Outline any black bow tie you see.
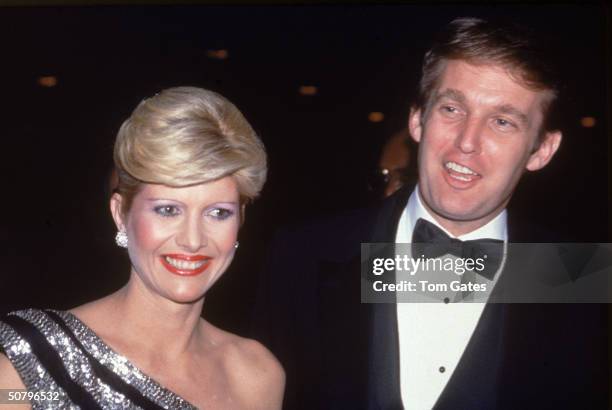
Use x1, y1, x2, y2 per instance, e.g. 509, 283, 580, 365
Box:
411, 218, 504, 280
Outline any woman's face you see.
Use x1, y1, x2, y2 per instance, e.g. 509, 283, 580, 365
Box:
111, 176, 241, 304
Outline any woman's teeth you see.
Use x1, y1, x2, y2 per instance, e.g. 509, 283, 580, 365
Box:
164, 257, 206, 270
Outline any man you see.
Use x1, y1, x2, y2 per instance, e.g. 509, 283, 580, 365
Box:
253, 17, 608, 409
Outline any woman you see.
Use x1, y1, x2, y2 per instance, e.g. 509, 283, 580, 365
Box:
0, 87, 285, 409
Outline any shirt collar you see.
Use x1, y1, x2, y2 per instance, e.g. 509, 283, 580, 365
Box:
405, 185, 508, 242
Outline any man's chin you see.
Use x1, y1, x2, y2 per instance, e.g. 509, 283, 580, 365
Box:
429, 202, 492, 225
421, 189, 498, 224
429, 199, 481, 220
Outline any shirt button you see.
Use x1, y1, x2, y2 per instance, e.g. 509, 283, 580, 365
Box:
439, 366, 446, 373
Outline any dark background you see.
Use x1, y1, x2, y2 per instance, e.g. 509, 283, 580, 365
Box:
0, 3, 609, 334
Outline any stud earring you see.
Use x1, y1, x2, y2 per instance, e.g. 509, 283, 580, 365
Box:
234, 241, 240, 249
115, 231, 128, 248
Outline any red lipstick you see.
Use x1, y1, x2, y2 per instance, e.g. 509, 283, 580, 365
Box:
160, 254, 211, 276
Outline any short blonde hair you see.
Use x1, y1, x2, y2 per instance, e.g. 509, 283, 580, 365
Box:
113, 86, 267, 214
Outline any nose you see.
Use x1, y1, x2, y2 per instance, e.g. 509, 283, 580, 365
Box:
175, 215, 207, 252
455, 116, 484, 154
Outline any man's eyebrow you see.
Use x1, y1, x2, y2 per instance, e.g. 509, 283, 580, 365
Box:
434, 88, 466, 104
496, 104, 529, 126
435, 90, 530, 127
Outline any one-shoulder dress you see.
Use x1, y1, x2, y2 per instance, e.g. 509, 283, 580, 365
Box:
0, 309, 198, 409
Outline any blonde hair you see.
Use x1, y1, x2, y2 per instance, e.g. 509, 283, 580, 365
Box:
113, 86, 267, 214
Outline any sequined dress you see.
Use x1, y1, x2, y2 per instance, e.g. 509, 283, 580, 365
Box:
0, 309, 198, 409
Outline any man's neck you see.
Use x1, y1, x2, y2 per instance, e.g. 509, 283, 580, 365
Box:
412, 187, 507, 240
429, 212, 496, 237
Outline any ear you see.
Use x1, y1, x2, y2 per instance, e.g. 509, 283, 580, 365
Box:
526, 130, 562, 171
110, 193, 127, 231
408, 107, 423, 143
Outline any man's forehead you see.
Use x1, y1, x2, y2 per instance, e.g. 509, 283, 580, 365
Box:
437, 59, 520, 88
436, 59, 552, 97
433, 60, 548, 115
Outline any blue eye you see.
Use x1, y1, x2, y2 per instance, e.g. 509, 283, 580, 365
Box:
154, 205, 180, 217
439, 105, 462, 118
208, 208, 234, 220
494, 118, 517, 131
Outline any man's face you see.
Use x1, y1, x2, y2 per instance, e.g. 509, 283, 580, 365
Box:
409, 60, 561, 236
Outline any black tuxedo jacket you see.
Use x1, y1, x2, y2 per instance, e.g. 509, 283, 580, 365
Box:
252, 186, 609, 409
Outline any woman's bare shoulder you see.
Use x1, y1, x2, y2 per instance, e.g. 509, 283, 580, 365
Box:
68, 296, 120, 337
0, 353, 25, 389
202, 322, 285, 409
68, 295, 112, 319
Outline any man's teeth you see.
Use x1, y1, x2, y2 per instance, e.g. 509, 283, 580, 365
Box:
165, 257, 206, 270
445, 162, 478, 176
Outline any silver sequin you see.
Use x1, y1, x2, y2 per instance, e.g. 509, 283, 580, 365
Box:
1, 309, 198, 410
0, 319, 74, 410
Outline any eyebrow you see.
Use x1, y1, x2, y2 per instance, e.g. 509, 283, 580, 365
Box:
434, 88, 466, 104
145, 198, 185, 204
145, 198, 239, 206
435, 88, 530, 127
496, 104, 530, 127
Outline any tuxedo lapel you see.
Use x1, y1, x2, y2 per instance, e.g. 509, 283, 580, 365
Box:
366, 187, 412, 410
434, 303, 507, 409
428, 211, 545, 408
433, 212, 534, 408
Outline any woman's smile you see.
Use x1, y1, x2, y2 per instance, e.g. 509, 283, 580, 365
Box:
160, 254, 212, 276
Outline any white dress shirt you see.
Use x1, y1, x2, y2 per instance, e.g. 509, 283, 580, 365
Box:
396, 186, 507, 410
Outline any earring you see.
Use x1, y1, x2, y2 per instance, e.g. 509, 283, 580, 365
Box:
234, 241, 239, 249
115, 231, 128, 248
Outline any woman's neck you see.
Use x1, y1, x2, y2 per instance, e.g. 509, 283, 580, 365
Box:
76, 273, 208, 364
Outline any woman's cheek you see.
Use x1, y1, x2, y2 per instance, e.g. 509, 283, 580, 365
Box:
216, 221, 240, 252
130, 213, 171, 251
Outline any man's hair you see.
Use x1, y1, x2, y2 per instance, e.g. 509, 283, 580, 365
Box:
417, 17, 562, 134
